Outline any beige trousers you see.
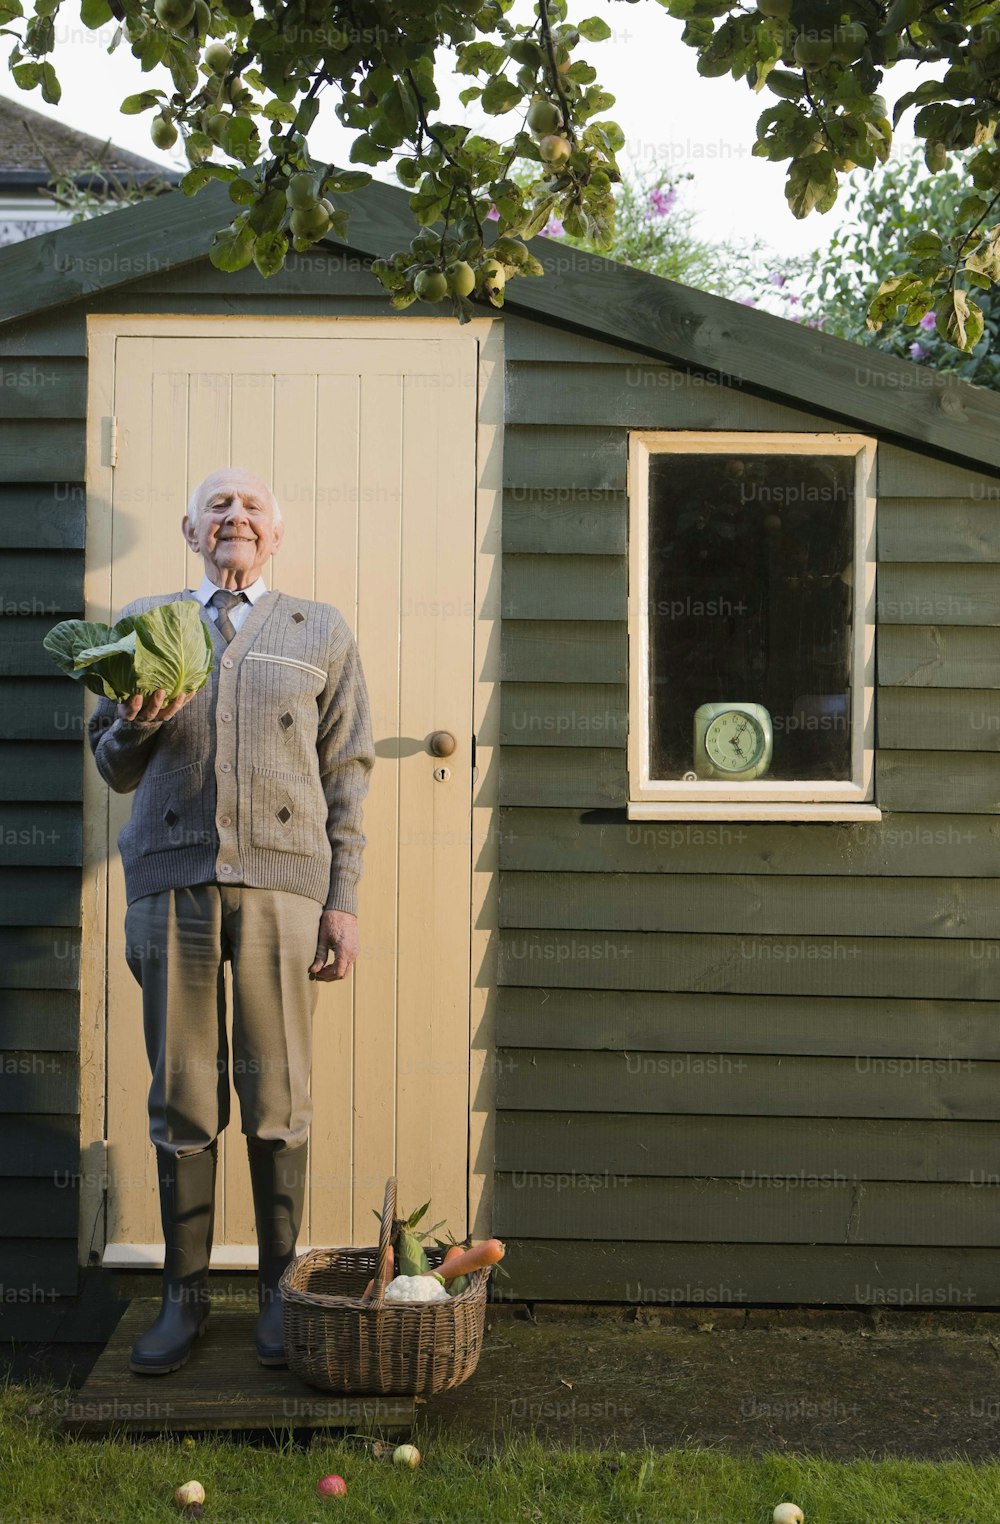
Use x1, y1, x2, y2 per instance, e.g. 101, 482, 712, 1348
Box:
124, 885, 320, 1156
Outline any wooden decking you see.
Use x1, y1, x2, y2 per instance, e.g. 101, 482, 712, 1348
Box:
61, 1300, 417, 1435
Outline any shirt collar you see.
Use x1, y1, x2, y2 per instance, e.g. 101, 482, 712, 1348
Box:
194, 574, 269, 607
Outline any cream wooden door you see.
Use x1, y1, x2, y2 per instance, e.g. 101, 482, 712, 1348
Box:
94, 325, 479, 1264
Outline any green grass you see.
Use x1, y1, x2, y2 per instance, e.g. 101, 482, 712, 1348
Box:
3, 1375, 1000, 1524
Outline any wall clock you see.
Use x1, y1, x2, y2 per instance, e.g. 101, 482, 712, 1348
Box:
693, 702, 773, 780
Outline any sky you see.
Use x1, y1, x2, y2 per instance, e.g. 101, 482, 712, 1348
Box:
0, 0, 923, 264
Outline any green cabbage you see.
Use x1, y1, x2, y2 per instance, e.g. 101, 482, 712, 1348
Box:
44, 600, 214, 702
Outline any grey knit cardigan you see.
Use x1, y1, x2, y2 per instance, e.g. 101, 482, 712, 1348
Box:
87, 590, 375, 914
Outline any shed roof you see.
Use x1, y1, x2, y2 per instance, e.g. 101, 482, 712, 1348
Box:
0, 170, 997, 476
0, 92, 176, 189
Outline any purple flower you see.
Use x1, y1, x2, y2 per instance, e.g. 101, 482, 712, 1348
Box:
919, 310, 936, 331
739, 296, 757, 306
539, 217, 564, 238
486, 205, 500, 221
648, 186, 678, 217
910, 341, 928, 360
770, 272, 787, 288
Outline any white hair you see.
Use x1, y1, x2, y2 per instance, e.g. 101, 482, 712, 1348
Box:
187, 470, 283, 528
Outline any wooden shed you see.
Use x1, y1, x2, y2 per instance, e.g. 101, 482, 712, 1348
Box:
3, 174, 1000, 1352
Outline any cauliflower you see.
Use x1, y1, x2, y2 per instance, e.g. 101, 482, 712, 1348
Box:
383, 1273, 450, 1303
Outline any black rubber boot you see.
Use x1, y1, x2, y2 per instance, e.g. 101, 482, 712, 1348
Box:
129, 1141, 216, 1375
247, 1137, 307, 1367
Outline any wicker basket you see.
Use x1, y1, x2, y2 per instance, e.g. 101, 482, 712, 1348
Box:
280, 1176, 492, 1395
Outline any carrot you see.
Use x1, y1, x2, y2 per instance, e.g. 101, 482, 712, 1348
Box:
434, 1239, 505, 1282
439, 1243, 468, 1294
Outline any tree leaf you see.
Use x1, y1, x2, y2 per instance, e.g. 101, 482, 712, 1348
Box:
323, 168, 372, 193
208, 221, 258, 273
133, 28, 168, 71
222, 114, 259, 165
179, 163, 238, 194
80, 0, 112, 27
262, 98, 297, 122
293, 95, 320, 134
786, 151, 838, 218
253, 229, 288, 277
934, 289, 984, 352
481, 74, 522, 114
247, 187, 287, 234
39, 60, 60, 104
11, 61, 40, 88
577, 15, 612, 40
349, 133, 393, 165
228, 176, 257, 204
120, 89, 165, 114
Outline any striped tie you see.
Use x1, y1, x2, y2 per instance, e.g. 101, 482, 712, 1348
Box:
209, 589, 246, 644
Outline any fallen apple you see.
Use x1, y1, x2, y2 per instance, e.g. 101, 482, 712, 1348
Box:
174, 1480, 205, 1510
392, 1443, 421, 1467
773, 1506, 804, 1524
316, 1474, 347, 1498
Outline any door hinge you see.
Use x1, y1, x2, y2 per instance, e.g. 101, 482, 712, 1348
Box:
103, 415, 118, 468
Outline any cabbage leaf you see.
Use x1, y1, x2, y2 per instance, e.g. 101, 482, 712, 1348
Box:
43, 600, 214, 701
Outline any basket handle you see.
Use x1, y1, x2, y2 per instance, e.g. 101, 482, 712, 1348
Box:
365, 1175, 397, 1310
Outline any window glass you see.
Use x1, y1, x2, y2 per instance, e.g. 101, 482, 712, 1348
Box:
647, 452, 855, 783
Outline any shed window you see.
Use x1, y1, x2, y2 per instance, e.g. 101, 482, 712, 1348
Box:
627, 432, 877, 821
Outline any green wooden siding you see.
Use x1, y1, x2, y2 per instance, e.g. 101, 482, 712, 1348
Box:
3, 242, 1000, 1332
0, 303, 96, 1337
494, 340, 1000, 1307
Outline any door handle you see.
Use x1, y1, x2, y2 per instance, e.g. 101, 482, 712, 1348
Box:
428, 730, 456, 757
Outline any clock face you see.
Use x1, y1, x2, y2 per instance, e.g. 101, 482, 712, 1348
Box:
704, 711, 766, 773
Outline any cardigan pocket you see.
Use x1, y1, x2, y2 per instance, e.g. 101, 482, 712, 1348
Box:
249, 766, 315, 855
144, 761, 212, 853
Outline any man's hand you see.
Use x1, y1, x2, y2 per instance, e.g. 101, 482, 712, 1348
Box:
117, 690, 196, 723
309, 910, 359, 982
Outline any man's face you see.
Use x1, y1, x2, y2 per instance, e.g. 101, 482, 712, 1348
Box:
182, 471, 283, 586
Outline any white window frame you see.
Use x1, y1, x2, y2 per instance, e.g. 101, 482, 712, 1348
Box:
627, 430, 879, 822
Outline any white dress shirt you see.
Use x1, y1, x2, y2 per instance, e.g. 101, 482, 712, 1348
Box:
194, 574, 270, 635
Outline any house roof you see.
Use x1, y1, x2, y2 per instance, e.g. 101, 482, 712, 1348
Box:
0, 169, 998, 475
0, 91, 178, 190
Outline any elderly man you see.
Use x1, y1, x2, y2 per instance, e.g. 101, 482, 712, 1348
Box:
87, 466, 375, 1375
